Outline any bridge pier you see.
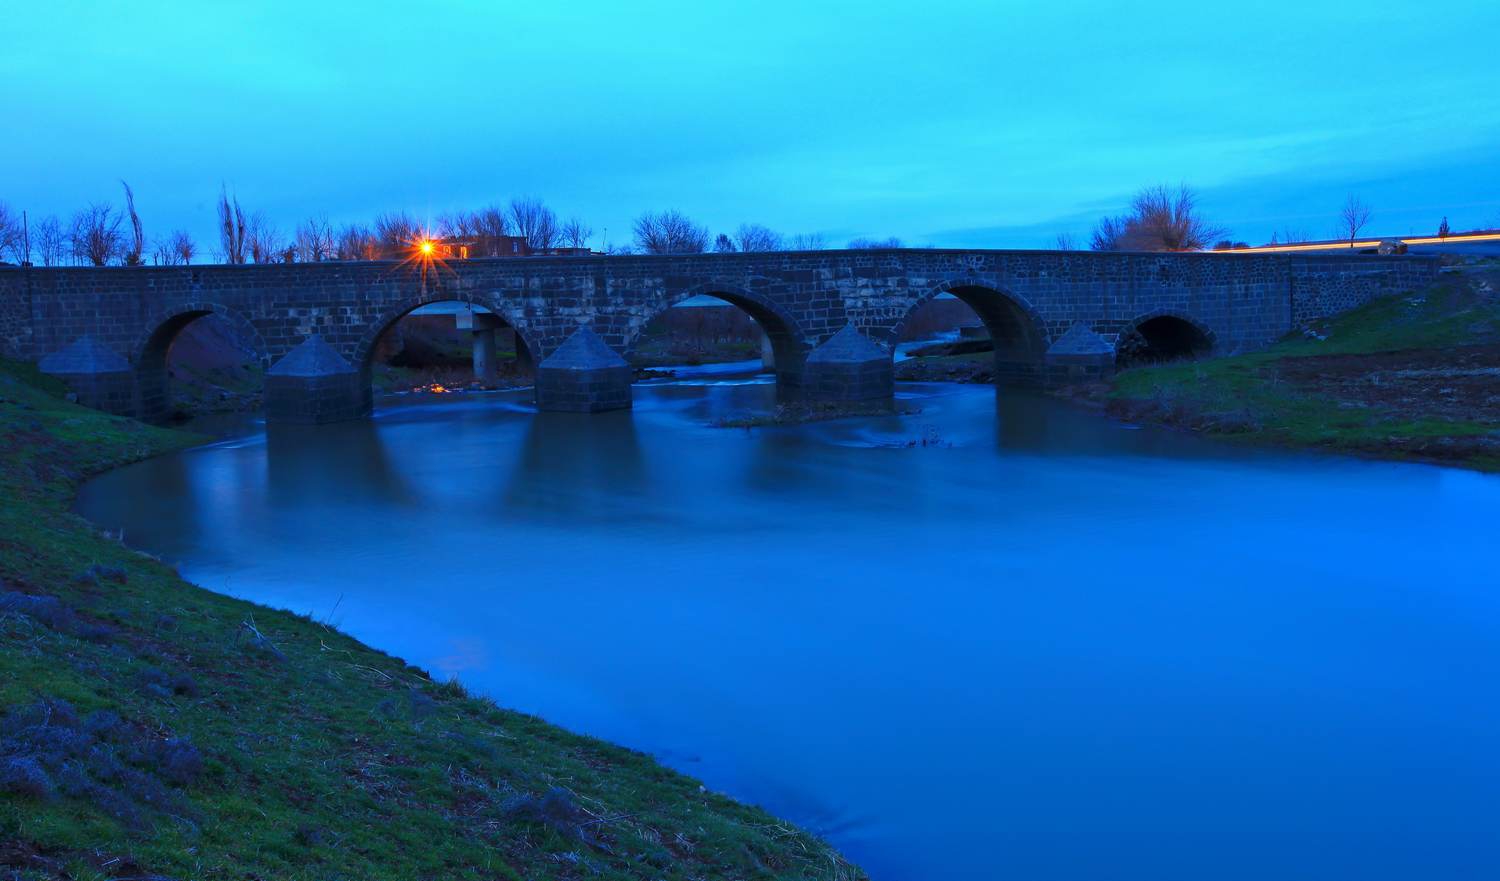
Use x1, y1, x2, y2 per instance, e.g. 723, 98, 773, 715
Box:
1042, 323, 1116, 385
534, 326, 633, 413
802, 325, 894, 402
38, 336, 136, 417
265, 335, 368, 424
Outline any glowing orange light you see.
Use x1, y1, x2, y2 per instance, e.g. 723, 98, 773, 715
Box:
419, 239, 435, 256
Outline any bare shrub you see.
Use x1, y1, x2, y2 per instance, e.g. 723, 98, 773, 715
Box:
848, 236, 903, 249
70, 204, 123, 266
295, 215, 335, 262
1091, 184, 1226, 251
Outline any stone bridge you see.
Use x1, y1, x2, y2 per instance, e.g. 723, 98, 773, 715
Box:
0, 249, 1438, 422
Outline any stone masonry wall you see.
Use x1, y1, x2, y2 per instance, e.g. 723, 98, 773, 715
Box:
0, 251, 1441, 372
0, 271, 30, 357
1287, 255, 1441, 326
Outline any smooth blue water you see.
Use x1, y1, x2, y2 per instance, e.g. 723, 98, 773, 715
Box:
76, 379, 1500, 880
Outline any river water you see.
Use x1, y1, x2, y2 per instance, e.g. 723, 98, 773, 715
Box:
76, 375, 1500, 880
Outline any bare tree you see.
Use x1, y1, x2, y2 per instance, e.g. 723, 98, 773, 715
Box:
295, 215, 335, 262
1438, 216, 1451, 239
1089, 215, 1128, 251
1272, 227, 1312, 245
475, 204, 511, 238
336, 224, 378, 261
217, 186, 248, 264
246, 212, 285, 264
714, 233, 736, 252
373, 211, 419, 252
0, 202, 22, 263
848, 236, 903, 249
1090, 184, 1226, 251
120, 181, 145, 265
1339, 194, 1372, 247
633, 210, 710, 254
170, 230, 196, 265
33, 215, 65, 266
735, 223, 783, 252
436, 210, 477, 239
509, 197, 558, 249
70, 203, 123, 266
1054, 232, 1079, 251
785, 232, 827, 251
561, 217, 593, 249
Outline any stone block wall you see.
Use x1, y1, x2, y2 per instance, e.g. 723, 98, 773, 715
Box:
1288, 255, 1440, 325
1, 249, 1442, 419
0, 271, 31, 358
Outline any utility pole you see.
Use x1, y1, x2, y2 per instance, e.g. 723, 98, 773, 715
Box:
20, 210, 31, 267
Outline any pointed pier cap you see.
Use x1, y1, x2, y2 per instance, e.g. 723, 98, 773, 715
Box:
806, 324, 888, 364
38, 336, 129, 375
268, 335, 354, 377
1046, 323, 1114, 356
540, 325, 628, 370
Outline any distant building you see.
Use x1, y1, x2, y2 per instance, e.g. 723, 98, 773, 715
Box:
426, 235, 595, 260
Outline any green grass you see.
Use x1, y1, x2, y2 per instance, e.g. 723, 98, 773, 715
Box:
1106, 274, 1500, 470
0, 359, 863, 880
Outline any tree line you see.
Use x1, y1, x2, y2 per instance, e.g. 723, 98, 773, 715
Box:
0, 186, 901, 267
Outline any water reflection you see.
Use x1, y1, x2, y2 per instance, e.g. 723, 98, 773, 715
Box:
506, 410, 649, 522
75, 381, 1500, 881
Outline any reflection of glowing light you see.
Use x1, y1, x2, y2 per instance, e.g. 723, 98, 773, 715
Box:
412, 383, 451, 394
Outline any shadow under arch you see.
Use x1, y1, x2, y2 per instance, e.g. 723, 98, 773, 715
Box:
1115, 311, 1216, 367
351, 294, 541, 412
892, 281, 1050, 386
626, 282, 811, 394
132, 302, 269, 423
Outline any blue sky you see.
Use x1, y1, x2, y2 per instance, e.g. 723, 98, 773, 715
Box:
4, 0, 1499, 252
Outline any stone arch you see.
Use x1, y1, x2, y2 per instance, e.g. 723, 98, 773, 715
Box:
132, 301, 269, 423
1115, 310, 1217, 366
625, 280, 811, 392
892, 279, 1051, 386
351, 292, 542, 375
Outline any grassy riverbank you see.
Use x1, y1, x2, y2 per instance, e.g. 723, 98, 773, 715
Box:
1093, 268, 1500, 471
0, 361, 862, 880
